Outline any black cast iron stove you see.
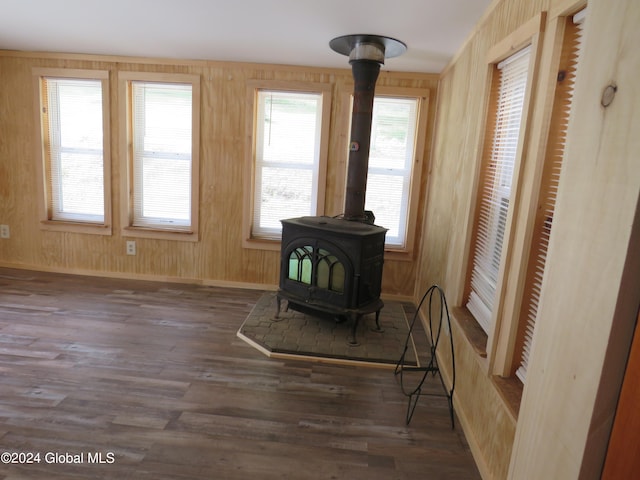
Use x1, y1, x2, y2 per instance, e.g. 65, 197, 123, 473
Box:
275, 34, 407, 345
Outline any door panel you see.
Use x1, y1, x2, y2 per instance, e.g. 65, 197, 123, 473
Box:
601, 309, 640, 479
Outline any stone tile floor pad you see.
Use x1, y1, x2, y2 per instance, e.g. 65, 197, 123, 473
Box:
238, 292, 418, 367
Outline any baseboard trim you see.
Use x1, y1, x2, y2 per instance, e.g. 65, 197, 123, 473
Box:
0, 261, 277, 292
0, 261, 414, 302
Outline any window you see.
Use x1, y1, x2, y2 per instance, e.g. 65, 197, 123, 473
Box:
253, 91, 322, 237
34, 69, 111, 234
119, 72, 200, 240
345, 87, 429, 254
244, 82, 331, 247
466, 46, 533, 335
514, 9, 587, 383
131, 82, 192, 228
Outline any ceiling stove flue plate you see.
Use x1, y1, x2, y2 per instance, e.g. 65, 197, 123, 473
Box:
329, 34, 407, 60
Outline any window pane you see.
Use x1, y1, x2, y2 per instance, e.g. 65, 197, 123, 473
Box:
57, 152, 104, 217
365, 172, 405, 243
369, 97, 416, 170
132, 82, 192, 228
140, 156, 191, 220
256, 166, 313, 232
258, 91, 319, 165
46, 78, 104, 222
139, 86, 192, 154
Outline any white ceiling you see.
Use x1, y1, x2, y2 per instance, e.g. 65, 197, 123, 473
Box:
0, 0, 492, 73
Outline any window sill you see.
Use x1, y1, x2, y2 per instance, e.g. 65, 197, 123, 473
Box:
40, 220, 112, 236
122, 226, 198, 242
383, 248, 415, 262
450, 306, 488, 358
242, 237, 281, 252
491, 375, 523, 422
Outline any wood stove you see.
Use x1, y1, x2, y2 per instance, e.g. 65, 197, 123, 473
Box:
276, 216, 387, 344
275, 34, 406, 345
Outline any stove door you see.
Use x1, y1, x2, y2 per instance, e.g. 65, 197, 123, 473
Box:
281, 238, 353, 309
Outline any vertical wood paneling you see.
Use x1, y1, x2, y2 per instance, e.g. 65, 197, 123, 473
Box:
0, 53, 437, 297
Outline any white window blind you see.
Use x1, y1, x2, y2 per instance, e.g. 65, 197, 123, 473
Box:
516, 10, 586, 383
253, 90, 323, 239
467, 45, 532, 334
131, 81, 193, 229
365, 96, 419, 247
45, 78, 105, 222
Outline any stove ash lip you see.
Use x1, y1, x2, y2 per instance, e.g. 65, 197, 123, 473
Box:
334, 209, 377, 226
281, 215, 388, 235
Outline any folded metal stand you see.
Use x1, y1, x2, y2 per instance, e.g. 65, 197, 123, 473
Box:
394, 285, 456, 427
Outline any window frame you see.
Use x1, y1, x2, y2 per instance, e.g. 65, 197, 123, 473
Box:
458, 13, 546, 367
466, 45, 534, 336
33, 68, 112, 235
515, 9, 586, 384
242, 80, 332, 251
118, 71, 201, 241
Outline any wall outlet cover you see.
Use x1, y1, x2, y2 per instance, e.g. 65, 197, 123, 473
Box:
126, 240, 136, 255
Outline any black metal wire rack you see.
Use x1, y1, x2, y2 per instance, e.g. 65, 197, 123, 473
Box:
394, 285, 456, 427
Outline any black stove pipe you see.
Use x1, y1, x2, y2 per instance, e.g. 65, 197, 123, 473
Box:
330, 35, 406, 223
344, 59, 381, 222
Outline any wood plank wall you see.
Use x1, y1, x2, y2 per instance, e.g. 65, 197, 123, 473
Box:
0, 53, 438, 298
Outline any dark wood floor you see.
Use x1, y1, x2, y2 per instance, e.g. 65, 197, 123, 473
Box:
0, 268, 480, 479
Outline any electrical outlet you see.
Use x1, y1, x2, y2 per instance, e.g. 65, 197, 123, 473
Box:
126, 240, 136, 255
0, 225, 9, 239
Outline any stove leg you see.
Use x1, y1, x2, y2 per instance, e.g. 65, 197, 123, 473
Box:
348, 313, 361, 346
372, 309, 384, 333
275, 296, 282, 319
334, 315, 347, 324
